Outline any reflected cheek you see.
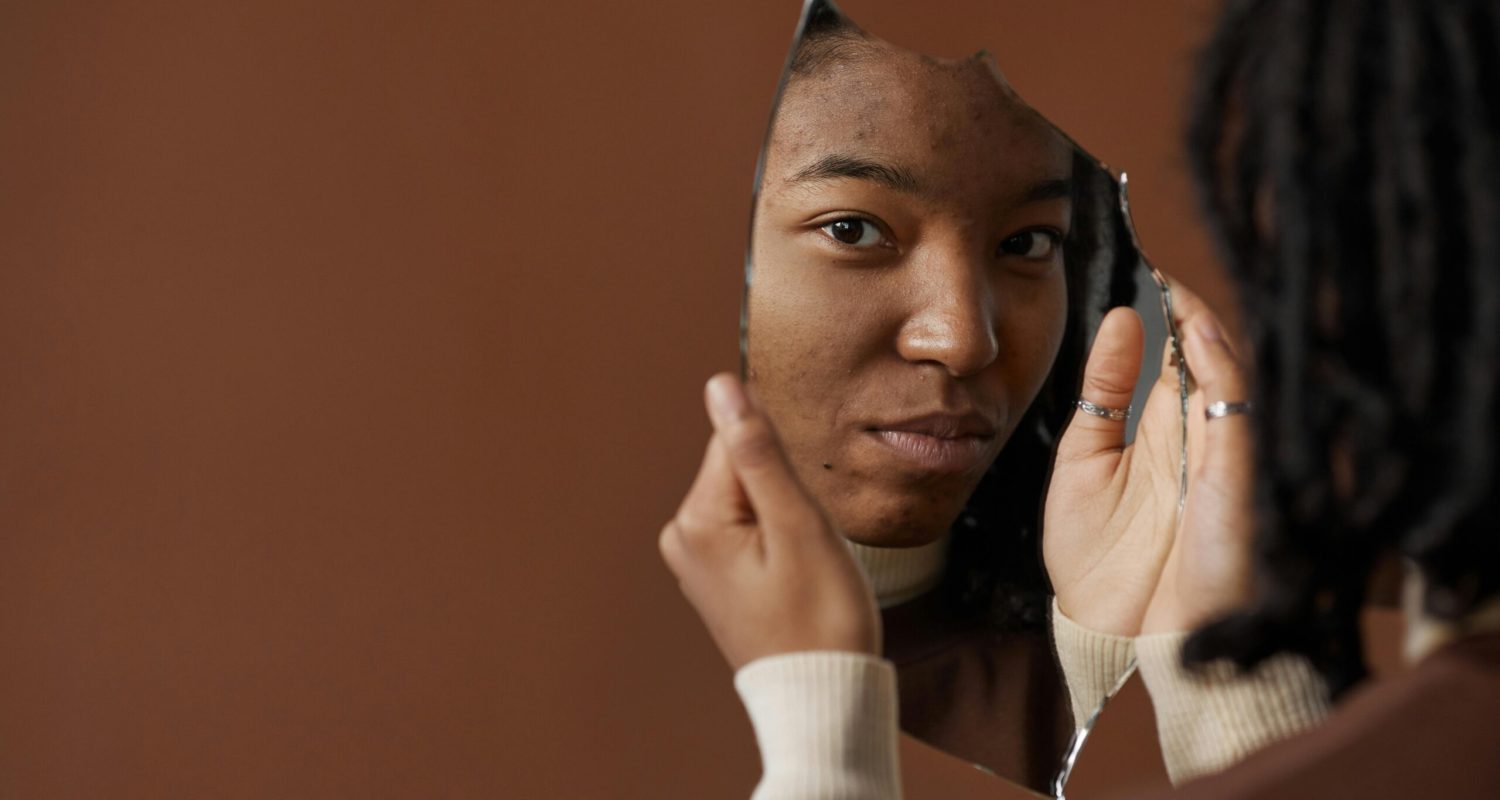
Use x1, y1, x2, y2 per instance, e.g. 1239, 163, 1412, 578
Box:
996, 277, 1069, 393
1038, 277, 1069, 357
745, 291, 870, 472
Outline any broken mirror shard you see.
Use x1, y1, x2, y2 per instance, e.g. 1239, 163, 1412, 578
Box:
739, 1, 1189, 794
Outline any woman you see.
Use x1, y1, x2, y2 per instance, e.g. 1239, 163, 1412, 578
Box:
662, 0, 1500, 797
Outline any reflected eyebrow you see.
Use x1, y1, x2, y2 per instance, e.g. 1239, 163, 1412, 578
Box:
788, 156, 1074, 205
1023, 177, 1074, 203
788, 154, 921, 193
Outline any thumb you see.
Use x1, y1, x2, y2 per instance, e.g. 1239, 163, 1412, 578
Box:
703, 373, 821, 535
1055, 307, 1145, 466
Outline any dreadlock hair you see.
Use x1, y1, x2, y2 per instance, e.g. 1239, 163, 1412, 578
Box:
1182, 0, 1500, 695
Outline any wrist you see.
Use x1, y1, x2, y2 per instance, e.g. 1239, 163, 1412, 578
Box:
734, 652, 902, 798
1055, 594, 1145, 638
1051, 598, 1137, 728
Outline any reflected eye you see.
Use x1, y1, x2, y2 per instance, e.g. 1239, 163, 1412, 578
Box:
820, 217, 886, 248
999, 229, 1061, 259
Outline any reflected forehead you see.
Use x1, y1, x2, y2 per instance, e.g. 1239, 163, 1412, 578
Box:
770, 50, 1070, 191
778, 42, 1035, 134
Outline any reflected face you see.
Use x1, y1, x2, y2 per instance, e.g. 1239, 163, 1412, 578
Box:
747, 40, 1073, 548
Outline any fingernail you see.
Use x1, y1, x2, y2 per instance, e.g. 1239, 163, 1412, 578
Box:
1194, 315, 1222, 343
706, 375, 749, 424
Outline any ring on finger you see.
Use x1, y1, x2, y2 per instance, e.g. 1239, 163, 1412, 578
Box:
1205, 400, 1254, 420
1076, 398, 1131, 421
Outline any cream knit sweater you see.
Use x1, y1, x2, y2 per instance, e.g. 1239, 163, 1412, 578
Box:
733, 542, 1334, 798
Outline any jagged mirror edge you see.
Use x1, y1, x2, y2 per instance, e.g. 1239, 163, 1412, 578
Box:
1051, 659, 1137, 799
1051, 178, 1190, 799
739, 0, 830, 379
1118, 174, 1190, 510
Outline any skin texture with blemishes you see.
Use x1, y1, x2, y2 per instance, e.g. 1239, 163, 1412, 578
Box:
746, 39, 1074, 548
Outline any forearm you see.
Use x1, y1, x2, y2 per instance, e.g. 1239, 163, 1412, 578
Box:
1135, 632, 1331, 784
1051, 600, 1331, 785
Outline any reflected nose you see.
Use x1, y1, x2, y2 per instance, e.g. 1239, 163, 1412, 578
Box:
895, 249, 1000, 377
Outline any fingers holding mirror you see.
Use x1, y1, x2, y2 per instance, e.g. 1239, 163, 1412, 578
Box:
662, 373, 883, 671
1139, 304, 1257, 636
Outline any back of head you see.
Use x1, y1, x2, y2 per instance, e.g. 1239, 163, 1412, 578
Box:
1183, 0, 1500, 692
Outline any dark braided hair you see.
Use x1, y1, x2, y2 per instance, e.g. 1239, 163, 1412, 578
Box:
1182, 0, 1500, 695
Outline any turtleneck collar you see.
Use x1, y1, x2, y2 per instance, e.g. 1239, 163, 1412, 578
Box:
846, 533, 950, 609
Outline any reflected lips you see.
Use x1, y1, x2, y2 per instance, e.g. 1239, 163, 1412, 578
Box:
866, 412, 996, 473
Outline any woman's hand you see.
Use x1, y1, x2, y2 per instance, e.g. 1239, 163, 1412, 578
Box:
658, 373, 881, 670
1139, 310, 1255, 634
1044, 278, 1255, 636
1043, 304, 1182, 636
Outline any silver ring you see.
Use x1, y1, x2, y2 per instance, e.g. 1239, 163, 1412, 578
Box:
1205, 401, 1254, 420
1076, 398, 1131, 421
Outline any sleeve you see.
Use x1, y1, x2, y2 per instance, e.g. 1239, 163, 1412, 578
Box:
1134, 631, 1332, 785
1050, 597, 1137, 730
732, 651, 903, 800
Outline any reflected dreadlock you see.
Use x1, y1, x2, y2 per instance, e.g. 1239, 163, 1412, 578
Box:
1183, 0, 1500, 694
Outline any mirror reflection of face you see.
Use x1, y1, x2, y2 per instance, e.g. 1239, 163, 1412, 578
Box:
747, 34, 1074, 548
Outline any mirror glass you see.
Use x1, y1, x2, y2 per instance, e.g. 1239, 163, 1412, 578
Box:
740, 0, 1186, 795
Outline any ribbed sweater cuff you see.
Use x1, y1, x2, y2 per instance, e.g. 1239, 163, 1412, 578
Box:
1136, 632, 1332, 785
733, 651, 902, 800
1051, 597, 1137, 729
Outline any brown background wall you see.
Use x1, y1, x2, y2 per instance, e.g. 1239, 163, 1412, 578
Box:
1, 1, 1377, 798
